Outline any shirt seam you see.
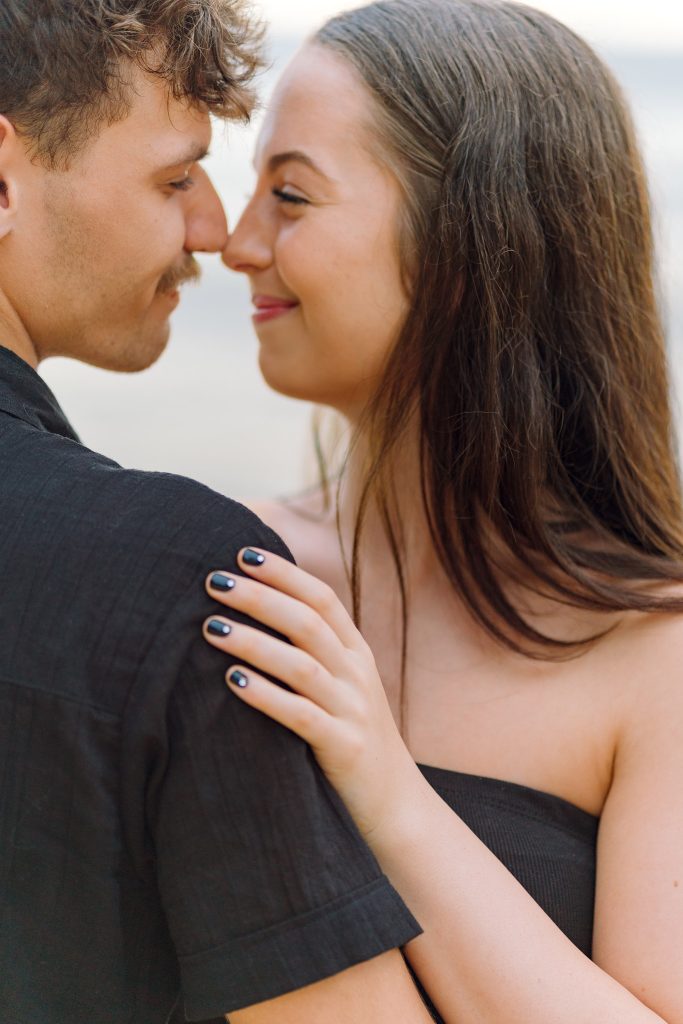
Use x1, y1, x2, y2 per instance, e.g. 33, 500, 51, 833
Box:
0, 672, 121, 718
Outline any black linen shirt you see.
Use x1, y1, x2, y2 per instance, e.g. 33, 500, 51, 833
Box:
0, 347, 421, 1023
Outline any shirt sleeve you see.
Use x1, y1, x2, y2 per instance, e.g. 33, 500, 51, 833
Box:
121, 508, 422, 1021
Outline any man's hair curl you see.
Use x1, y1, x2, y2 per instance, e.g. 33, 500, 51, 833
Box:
0, 0, 265, 167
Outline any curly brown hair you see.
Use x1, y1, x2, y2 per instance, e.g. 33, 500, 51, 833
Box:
1, 0, 265, 167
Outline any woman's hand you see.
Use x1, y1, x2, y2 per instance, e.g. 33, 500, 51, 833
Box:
202, 547, 418, 841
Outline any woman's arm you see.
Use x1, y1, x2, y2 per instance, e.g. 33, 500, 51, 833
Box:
361, 731, 679, 1023
204, 549, 683, 1023
229, 950, 435, 1023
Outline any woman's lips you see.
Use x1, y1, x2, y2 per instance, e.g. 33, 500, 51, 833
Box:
252, 294, 300, 324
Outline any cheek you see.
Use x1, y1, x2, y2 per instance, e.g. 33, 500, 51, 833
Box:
73, 187, 186, 282
265, 208, 409, 403
273, 225, 325, 298
294, 239, 407, 354
277, 221, 405, 320
105, 203, 185, 276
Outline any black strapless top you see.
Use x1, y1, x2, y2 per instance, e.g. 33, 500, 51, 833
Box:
410, 764, 599, 1021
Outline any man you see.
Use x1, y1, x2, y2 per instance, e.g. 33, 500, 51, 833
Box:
0, 2, 432, 1021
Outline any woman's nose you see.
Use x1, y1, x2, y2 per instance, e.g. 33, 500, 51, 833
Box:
221, 200, 273, 273
183, 165, 229, 254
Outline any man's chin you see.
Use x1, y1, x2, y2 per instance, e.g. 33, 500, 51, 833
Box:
121, 333, 171, 374
78, 325, 172, 374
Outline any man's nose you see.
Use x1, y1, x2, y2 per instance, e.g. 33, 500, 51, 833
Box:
183, 165, 229, 254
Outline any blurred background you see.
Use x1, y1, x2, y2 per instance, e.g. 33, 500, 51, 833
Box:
41, 1, 683, 500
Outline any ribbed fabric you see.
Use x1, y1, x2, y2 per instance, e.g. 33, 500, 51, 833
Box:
411, 764, 598, 1021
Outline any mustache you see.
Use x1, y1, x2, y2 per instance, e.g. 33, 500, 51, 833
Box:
157, 256, 202, 294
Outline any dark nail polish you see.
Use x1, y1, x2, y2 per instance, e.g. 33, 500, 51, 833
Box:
243, 549, 266, 567
207, 619, 232, 638
229, 670, 249, 689
210, 573, 236, 592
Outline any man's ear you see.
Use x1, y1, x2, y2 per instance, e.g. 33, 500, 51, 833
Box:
0, 116, 19, 240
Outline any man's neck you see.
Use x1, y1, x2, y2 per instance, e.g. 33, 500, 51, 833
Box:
0, 290, 39, 369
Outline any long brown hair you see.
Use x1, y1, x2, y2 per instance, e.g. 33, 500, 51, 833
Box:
314, 0, 683, 668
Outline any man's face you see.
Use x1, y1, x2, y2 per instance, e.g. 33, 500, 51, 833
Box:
0, 64, 228, 371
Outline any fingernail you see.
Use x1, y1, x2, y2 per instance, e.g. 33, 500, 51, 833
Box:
228, 670, 249, 689
207, 619, 232, 638
210, 572, 236, 592
242, 549, 266, 567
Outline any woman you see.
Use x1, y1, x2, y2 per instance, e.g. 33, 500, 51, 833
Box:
202, 1, 683, 1019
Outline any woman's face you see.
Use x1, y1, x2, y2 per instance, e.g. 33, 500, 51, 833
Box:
223, 44, 410, 418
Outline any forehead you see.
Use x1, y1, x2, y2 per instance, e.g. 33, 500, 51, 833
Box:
256, 45, 372, 166
73, 64, 212, 176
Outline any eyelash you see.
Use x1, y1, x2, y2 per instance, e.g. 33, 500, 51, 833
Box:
272, 188, 309, 206
169, 177, 195, 193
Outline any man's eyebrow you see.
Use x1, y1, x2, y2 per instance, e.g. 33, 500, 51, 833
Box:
266, 150, 334, 180
158, 144, 210, 172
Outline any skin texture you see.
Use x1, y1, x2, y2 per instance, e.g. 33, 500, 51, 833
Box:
207, 44, 683, 1023
0, 59, 437, 1024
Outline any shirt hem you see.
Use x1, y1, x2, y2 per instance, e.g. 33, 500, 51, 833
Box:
179, 874, 422, 1019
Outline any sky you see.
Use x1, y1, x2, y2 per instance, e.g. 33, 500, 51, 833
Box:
260, 0, 683, 52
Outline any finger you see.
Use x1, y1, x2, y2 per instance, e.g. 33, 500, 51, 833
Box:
224, 664, 332, 747
205, 569, 351, 676
203, 616, 349, 716
238, 547, 363, 651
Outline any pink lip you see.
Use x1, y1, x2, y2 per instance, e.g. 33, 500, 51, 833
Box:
252, 294, 299, 324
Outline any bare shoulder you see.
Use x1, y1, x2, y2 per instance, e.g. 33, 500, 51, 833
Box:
610, 602, 683, 711
242, 491, 337, 572
596, 604, 683, 801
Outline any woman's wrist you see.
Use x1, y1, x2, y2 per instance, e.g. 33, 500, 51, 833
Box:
362, 749, 436, 858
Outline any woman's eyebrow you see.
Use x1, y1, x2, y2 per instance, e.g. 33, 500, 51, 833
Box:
267, 150, 336, 182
